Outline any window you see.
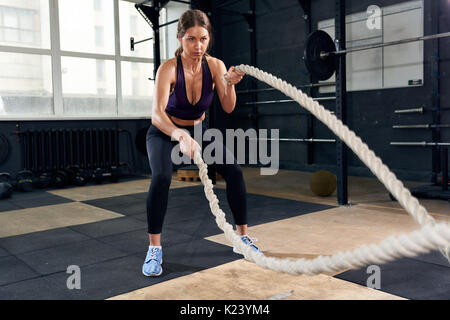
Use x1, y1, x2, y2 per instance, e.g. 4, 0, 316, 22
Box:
162, 2, 190, 60
0, 0, 189, 120
0, 4, 47, 48
318, 0, 424, 93
61, 57, 116, 116
95, 26, 104, 47
119, 0, 153, 59
120, 61, 153, 115
0, 52, 53, 115
59, 0, 114, 55
0, 0, 51, 118
94, 0, 102, 12
96, 60, 105, 81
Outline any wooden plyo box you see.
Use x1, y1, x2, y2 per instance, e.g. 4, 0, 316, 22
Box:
177, 165, 222, 182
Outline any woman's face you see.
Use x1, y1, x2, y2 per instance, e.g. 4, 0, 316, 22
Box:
178, 25, 210, 58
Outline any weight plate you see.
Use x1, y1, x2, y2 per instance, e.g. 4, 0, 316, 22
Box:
304, 30, 337, 81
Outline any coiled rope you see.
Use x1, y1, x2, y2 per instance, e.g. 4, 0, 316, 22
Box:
192, 64, 450, 275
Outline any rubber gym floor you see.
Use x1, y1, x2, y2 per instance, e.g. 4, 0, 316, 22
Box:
0, 167, 449, 300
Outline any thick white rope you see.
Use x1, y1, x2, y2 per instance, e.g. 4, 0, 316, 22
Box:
192, 64, 450, 275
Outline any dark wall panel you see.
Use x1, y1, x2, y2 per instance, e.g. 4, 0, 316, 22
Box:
0, 119, 152, 179
214, 0, 449, 181
1, 0, 448, 184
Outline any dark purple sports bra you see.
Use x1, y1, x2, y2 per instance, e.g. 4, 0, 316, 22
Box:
165, 55, 214, 120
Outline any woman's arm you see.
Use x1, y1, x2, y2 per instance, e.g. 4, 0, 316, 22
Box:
213, 59, 244, 114
151, 61, 188, 142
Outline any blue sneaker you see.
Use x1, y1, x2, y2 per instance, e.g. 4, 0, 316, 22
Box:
142, 246, 163, 277
233, 235, 262, 255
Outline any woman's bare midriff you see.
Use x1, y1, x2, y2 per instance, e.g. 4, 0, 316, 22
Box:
168, 113, 205, 127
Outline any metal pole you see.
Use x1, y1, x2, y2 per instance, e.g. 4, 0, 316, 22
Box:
208, 0, 218, 185
393, 124, 450, 129
431, 0, 441, 185
236, 82, 335, 94
394, 106, 450, 114
132, 36, 153, 46
321, 31, 450, 58
394, 107, 424, 114
390, 142, 450, 146
442, 147, 448, 191
159, 18, 179, 28
335, 0, 348, 205
236, 111, 335, 118
300, 0, 314, 166
247, 138, 336, 143
241, 97, 336, 105
153, 7, 160, 81
249, 0, 257, 132
170, 0, 191, 4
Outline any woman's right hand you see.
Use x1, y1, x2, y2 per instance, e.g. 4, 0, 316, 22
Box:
178, 132, 202, 160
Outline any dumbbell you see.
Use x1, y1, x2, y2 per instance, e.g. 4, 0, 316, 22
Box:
14, 170, 33, 192
34, 172, 52, 189
0, 173, 13, 199
66, 166, 90, 186
52, 170, 69, 188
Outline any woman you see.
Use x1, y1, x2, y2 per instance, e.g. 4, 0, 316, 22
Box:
143, 9, 261, 277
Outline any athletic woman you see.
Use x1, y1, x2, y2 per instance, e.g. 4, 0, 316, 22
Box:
143, 9, 261, 277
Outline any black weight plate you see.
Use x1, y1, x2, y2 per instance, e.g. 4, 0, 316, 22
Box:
0, 173, 10, 183
94, 168, 104, 184
53, 170, 69, 188
16, 171, 33, 192
79, 169, 91, 184
304, 30, 337, 81
36, 172, 52, 189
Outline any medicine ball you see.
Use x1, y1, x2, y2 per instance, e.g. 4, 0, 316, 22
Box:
309, 170, 337, 197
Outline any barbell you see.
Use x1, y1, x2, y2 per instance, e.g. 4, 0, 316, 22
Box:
390, 142, 450, 147
304, 30, 450, 81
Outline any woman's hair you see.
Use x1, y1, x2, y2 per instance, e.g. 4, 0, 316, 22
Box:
174, 9, 213, 57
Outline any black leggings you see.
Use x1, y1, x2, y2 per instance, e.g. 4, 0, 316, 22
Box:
146, 122, 248, 234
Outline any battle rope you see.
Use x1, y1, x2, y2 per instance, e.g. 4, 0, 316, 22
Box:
191, 64, 450, 275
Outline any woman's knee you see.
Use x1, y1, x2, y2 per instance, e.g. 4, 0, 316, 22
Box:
222, 164, 244, 181
150, 172, 172, 187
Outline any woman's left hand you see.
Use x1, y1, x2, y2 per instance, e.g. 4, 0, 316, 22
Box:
224, 66, 245, 85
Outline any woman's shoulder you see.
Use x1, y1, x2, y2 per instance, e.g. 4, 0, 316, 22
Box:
205, 55, 224, 75
205, 55, 221, 66
157, 58, 177, 82
160, 57, 177, 71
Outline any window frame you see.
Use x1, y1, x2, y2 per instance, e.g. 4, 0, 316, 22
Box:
0, 0, 156, 121
317, 0, 424, 94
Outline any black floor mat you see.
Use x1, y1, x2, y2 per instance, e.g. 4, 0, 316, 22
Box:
0, 185, 334, 300
334, 250, 450, 299
84, 185, 333, 233
0, 190, 73, 212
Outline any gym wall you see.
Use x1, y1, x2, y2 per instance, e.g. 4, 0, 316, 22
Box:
0, 0, 448, 183
214, 0, 449, 182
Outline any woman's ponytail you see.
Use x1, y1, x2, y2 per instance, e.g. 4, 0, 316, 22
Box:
174, 46, 183, 57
